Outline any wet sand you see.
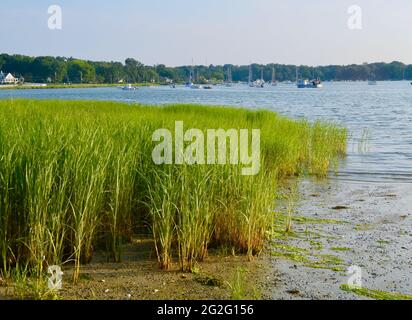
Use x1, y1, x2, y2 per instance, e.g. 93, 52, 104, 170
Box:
269, 178, 412, 300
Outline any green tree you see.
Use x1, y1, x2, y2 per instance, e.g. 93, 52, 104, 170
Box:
67, 59, 96, 83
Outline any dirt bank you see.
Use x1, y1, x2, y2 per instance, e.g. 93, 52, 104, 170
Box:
56, 241, 271, 300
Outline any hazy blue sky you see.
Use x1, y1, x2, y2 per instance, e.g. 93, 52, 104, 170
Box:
2, 0, 412, 66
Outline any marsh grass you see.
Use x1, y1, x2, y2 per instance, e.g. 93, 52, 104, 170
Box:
4, 264, 59, 300
0, 99, 346, 285
341, 284, 412, 300
227, 267, 261, 300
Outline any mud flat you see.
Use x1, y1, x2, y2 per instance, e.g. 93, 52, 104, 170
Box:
268, 178, 412, 300
54, 242, 269, 300
0, 239, 270, 300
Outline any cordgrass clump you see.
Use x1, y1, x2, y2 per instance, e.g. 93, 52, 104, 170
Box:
0, 99, 346, 283
341, 285, 412, 300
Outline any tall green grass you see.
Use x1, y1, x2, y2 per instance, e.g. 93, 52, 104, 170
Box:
0, 99, 346, 282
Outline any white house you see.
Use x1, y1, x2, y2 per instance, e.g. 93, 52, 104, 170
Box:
0, 71, 19, 84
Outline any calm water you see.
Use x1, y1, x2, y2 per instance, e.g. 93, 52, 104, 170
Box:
1, 82, 411, 183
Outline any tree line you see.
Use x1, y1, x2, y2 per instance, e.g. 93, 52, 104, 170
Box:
1, 53, 412, 84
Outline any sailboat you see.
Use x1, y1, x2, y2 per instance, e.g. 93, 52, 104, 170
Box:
258, 68, 265, 88
249, 65, 265, 88
185, 66, 194, 87
248, 64, 254, 87
225, 66, 233, 87
368, 72, 377, 85
271, 65, 278, 86
185, 65, 202, 89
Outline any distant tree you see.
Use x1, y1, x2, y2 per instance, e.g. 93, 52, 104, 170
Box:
125, 58, 145, 83
67, 59, 96, 83
156, 64, 176, 81
1, 53, 412, 84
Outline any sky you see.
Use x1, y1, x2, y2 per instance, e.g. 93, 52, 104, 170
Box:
1, 0, 412, 66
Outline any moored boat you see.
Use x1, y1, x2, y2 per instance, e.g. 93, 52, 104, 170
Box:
271, 65, 278, 86
297, 79, 322, 88
122, 84, 136, 90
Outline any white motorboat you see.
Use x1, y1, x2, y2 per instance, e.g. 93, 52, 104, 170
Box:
296, 66, 322, 88
252, 79, 265, 88
297, 79, 322, 88
122, 84, 136, 91
248, 65, 265, 88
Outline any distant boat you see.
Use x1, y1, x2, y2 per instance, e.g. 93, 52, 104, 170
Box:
122, 84, 136, 91
368, 72, 377, 85
297, 79, 322, 88
271, 66, 278, 86
186, 63, 197, 88
296, 66, 322, 88
248, 64, 254, 87
252, 79, 265, 88
258, 68, 265, 87
225, 66, 233, 87
248, 65, 265, 88
203, 85, 213, 90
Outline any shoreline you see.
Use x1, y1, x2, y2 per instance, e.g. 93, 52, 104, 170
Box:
0, 83, 159, 90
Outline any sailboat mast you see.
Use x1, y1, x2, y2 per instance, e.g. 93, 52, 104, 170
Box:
272, 65, 276, 83
190, 58, 195, 83
249, 64, 253, 85
296, 66, 299, 82
227, 66, 232, 83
